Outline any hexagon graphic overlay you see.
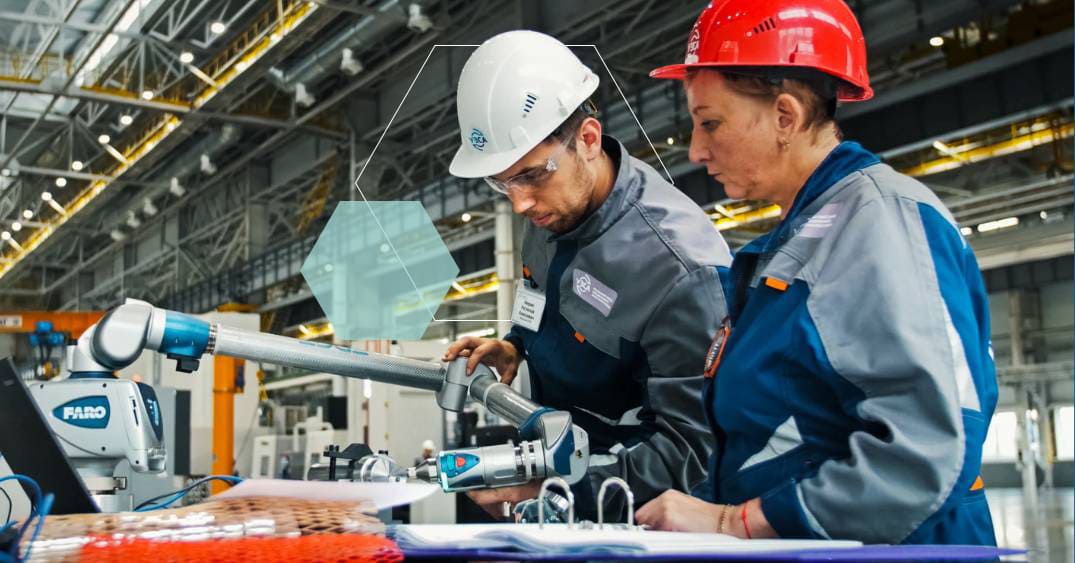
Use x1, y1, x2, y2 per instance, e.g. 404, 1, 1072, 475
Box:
301, 201, 459, 340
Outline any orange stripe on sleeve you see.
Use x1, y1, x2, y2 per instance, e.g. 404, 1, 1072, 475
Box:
764, 277, 789, 291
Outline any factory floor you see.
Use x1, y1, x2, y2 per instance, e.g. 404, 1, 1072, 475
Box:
988, 488, 1074, 562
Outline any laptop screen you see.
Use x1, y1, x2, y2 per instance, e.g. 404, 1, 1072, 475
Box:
0, 357, 99, 514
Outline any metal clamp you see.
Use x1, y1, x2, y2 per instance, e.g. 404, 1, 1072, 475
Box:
537, 476, 574, 528
597, 477, 634, 529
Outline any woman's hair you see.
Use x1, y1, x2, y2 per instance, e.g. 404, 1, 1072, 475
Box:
687, 67, 843, 139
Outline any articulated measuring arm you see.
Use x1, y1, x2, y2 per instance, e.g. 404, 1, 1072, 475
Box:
78, 299, 589, 492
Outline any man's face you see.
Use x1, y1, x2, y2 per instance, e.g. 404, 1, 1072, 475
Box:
489, 138, 596, 234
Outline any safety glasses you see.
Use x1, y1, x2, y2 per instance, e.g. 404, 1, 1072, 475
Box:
484, 142, 570, 195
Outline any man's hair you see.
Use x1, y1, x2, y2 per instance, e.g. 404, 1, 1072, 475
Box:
687, 67, 841, 138
543, 99, 600, 149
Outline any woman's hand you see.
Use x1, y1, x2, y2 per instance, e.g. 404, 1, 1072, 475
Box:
636, 490, 727, 533
637, 492, 778, 539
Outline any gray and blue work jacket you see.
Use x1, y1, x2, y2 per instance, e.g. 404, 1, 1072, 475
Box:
503, 136, 731, 517
706, 141, 998, 545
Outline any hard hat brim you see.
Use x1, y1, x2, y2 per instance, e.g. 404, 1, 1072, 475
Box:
648, 62, 874, 102
649, 63, 689, 80
448, 141, 534, 179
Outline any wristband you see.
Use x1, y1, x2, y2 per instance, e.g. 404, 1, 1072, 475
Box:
741, 503, 752, 539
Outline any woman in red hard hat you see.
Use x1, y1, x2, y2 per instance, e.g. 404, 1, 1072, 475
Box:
635, 0, 998, 546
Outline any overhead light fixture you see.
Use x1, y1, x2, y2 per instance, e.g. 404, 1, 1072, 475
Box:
235, 61, 248, 72
97, 134, 111, 144
54, 177, 67, 187
169, 177, 186, 197
119, 114, 133, 126
1040, 210, 1048, 220
0, 231, 19, 251
407, 4, 432, 33
977, 216, 1019, 233
110, 229, 127, 242
461, 212, 472, 223
10, 222, 20, 232
71, 160, 84, 171
200, 154, 217, 175
666, 137, 675, 145
270, 32, 281, 43
960, 226, 972, 236
141, 89, 154, 100
341, 48, 363, 75
42, 192, 66, 215
294, 83, 315, 107
179, 51, 194, 64
126, 210, 142, 229
210, 21, 227, 34
142, 197, 158, 216
0, 169, 9, 177
22, 209, 32, 219
929, 36, 944, 47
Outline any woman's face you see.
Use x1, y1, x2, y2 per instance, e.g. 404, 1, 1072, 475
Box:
684, 70, 784, 204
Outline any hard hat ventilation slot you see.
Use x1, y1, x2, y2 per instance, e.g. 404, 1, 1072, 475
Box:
752, 17, 777, 35
523, 92, 538, 115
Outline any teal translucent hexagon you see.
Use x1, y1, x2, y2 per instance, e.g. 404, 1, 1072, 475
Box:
301, 201, 458, 340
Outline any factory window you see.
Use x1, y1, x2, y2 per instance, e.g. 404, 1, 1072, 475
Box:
1055, 406, 1074, 460
982, 411, 1019, 461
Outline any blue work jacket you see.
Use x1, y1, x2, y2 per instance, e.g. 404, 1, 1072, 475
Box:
704, 142, 999, 545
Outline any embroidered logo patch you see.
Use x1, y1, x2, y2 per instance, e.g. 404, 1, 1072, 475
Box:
797, 202, 843, 239
572, 269, 617, 317
469, 128, 488, 151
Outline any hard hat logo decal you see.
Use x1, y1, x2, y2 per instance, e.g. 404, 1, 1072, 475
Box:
469, 128, 488, 151
684, 23, 701, 64
523, 92, 538, 115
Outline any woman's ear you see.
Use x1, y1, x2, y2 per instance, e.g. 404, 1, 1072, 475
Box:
774, 93, 804, 137
577, 117, 603, 160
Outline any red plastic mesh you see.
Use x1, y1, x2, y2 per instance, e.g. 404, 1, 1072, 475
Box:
21, 496, 395, 562
78, 533, 403, 563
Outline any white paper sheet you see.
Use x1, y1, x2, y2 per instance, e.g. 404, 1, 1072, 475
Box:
215, 479, 439, 510
393, 523, 863, 555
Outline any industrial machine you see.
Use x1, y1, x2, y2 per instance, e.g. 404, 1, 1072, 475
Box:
78, 299, 589, 496
25, 344, 166, 512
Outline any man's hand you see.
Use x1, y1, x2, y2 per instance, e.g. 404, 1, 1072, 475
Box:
465, 481, 543, 519
442, 337, 522, 385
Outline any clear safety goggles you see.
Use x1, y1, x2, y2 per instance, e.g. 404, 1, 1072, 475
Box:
484, 142, 570, 196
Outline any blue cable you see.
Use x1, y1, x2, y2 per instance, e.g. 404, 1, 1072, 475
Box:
0, 475, 42, 558
134, 475, 243, 512
19, 493, 52, 561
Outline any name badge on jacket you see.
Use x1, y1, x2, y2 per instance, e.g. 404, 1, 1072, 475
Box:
511, 281, 546, 332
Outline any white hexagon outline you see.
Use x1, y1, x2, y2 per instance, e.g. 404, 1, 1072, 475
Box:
350, 43, 675, 323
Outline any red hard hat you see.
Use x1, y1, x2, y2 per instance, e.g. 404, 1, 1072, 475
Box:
650, 0, 873, 102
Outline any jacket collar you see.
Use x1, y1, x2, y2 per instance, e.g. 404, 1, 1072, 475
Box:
759, 141, 879, 253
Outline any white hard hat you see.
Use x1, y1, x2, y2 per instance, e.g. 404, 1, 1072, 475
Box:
421, 439, 435, 450
449, 30, 600, 179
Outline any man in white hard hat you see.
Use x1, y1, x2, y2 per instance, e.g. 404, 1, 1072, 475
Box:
442, 30, 732, 520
